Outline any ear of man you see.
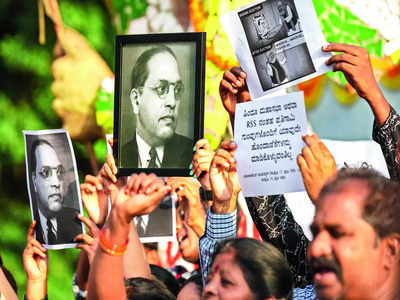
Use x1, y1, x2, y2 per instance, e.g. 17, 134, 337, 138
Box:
382, 234, 400, 270
32, 172, 37, 192
130, 89, 140, 115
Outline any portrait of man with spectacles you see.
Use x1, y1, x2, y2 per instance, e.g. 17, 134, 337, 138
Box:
25, 131, 83, 247
119, 44, 194, 169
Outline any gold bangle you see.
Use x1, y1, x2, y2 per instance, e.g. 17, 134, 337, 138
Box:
99, 228, 129, 256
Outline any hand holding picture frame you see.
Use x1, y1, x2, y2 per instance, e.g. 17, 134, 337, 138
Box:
113, 33, 206, 177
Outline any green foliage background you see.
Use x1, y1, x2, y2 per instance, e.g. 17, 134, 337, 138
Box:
0, 1, 116, 298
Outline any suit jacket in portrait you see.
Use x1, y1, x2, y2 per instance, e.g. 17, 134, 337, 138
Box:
139, 205, 173, 238
120, 133, 193, 168
35, 206, 82, 245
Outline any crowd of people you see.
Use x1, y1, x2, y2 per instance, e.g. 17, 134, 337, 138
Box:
1, 41, 400, 300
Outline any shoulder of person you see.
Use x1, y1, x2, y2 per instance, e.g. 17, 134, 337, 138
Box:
167, 133, 193, 148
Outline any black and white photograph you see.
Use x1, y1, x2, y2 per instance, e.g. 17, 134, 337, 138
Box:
239, 0, 315, 91
221, 0, 331, 98
105, 134, 175, 243
113, 33, 205, 177
23, 129, 84, 250
239, 0, 301, 51
134, 193, 175, 243
253, 42, 315, 90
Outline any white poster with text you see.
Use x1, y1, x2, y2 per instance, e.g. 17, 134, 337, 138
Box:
234, 91, 307, 196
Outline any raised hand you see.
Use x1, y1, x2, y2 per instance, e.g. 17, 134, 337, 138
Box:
98, 154, 118, 186
23, 222, 48, 300
209, 141, 241, 213
297, 134, 337, 204
219, 67, 251, 127
98, 154, 127, 206
323, 43, 390, 126
87, 175, 166, 300
51, 26, 113, 141
113, 173, 171, 225
167, 177, 205, 237
74, 215, 100, 265
190, 138, 214, 190
80, 175, 108, 226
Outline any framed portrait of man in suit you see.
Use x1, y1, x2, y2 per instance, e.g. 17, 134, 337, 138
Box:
23, 129, 84, 250
113, 32, 206, 177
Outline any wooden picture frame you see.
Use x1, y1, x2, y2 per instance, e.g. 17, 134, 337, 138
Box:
113, 32, 205, 176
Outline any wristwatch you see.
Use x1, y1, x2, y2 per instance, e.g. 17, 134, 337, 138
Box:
199, 186, 213, 201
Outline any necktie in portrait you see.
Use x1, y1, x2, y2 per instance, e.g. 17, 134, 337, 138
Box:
136, 215, 145, 236
148, 147, 158, 168
47, 218, 57, 243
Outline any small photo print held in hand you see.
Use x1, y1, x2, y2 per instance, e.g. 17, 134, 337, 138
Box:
23, 129, 84, 250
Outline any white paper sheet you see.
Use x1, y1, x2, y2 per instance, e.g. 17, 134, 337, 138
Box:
23, 129, 84, 250
286, 139, 390, 240
234, 91, 307, 196
221, 0, 331, 99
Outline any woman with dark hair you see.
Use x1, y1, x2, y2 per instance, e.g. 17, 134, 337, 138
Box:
177, 273, 202, 300
202, 238, 293, 300
150, 264, 180, 297
199, 140, 315, 299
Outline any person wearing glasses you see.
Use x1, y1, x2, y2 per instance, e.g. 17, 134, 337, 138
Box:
30, 139, 81, 245
121, 45, 193, 169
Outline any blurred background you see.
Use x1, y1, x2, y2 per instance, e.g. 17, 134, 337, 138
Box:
0, 0, 399, 299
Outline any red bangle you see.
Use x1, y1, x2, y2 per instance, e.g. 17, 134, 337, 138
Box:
99, 228, 129, 256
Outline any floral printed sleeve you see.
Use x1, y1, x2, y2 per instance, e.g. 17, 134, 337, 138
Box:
245, 195, 312, 287
372, 106, 400, 181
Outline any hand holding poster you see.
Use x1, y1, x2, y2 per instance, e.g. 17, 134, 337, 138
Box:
221, 0, 331, 99
23, 129, 84, 250
234, 91, 307, 196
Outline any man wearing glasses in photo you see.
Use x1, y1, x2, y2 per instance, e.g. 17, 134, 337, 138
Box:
121, 45, 193, 169
30, 139, 81, 245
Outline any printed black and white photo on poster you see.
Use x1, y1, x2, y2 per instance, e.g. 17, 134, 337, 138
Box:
105, 134, 176, 243
134, 193, 175, 243
23, 129, 84, 250
238, 0, 315, 91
